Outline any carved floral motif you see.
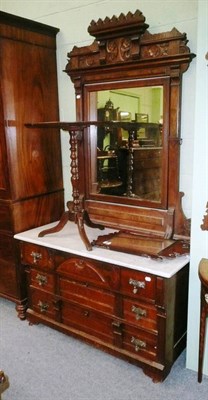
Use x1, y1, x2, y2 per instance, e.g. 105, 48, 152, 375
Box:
141, 43, 169, 58
106, 38, 132, 63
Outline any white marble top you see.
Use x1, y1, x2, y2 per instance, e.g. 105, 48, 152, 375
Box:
14, 221, 190, 278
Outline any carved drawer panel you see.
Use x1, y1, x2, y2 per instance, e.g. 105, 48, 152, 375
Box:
58, 277, 116, 315
29, 289, 58, 320
120, 269, 156, 301
61, 302, 114, 344
122, 298, 157, 331
30, 269, 55, 293
21, 243, 54, 270
57, 257, 119, 290
122, 324, 158, 361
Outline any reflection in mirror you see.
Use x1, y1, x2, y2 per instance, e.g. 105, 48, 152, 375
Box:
94, 86, 163, 202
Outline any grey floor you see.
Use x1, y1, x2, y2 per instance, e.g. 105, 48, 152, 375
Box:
1, 298, 207, 400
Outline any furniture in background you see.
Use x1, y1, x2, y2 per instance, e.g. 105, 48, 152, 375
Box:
0, 371, 9, 400
201, 202, 208, 230
0, 12, 64, 317
198, 258, 208, 382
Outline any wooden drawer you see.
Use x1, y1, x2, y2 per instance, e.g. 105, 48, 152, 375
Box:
122, 324, 157, 361
29, 289, 58, 320
61, 301, 114, 344
123, 298, 157, 331
20, 243, 54, 270
57, 256, 119, 290
30, 269, 55, 293
120, 269, 156, 301
58, 276, 116, 315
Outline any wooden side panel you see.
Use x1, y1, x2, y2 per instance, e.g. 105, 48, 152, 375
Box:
12, 190, 64, 233
1, 37, 63, 201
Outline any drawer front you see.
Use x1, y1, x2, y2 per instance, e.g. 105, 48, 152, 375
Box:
57, 257, 119, 290
59, 277, 116, 315
122, 325, 157, 361
123, 298, 157, 331
61, 302, 114, 344
21, 243, 54, 270
120, 269, 156, 301
30, 269, 55, 293
29, 289, 58, 320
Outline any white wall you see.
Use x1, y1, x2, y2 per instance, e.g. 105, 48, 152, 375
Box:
186, 0, 208, 376
1, 0, 207, 377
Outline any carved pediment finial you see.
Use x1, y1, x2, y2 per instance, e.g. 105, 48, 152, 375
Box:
88, 9, 149, 40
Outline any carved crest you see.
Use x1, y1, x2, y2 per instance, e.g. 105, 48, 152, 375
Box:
66, 10, 195, 73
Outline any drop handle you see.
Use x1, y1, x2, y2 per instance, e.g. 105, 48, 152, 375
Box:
131, 336, 146, 352
131, 305, 147, 320
36, 274, 48, 286
129, 278, 145, 294
37, 301, 49, 313
30, 251, 42, 264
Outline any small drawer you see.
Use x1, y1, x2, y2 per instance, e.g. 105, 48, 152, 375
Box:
122, 324, 157, 361
30, 269, 55, 292
123, 298, 157, 331
20, 242, 54, 270
59, 277, 116, 315
29, 289, 58, 320
57, 256, 119, 290
61, 301, 114, 344
120, 269, 156, 301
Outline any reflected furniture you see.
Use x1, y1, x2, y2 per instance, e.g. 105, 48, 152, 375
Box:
0, 12, 64, 317
198, 258, 208, 382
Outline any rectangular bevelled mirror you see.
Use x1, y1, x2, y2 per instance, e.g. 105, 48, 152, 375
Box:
85, 77, 169, 209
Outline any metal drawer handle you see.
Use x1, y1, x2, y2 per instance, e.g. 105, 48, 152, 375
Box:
129, 278, 145, 294
37, 301, 49, 313
131, 305, 147, 320
30, 251, 42, 264
131, 336, 146, 352
36, 274, 48, 286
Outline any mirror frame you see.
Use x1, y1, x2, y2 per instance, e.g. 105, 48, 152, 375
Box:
65, 10, 195, 240
84, 77, 169, 209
